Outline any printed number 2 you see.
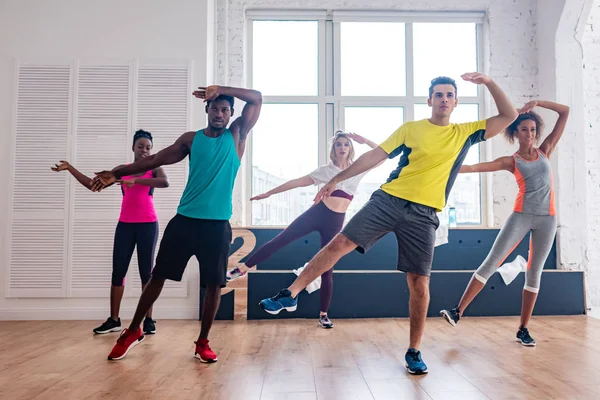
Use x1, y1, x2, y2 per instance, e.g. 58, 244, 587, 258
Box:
229, 229, 257, 268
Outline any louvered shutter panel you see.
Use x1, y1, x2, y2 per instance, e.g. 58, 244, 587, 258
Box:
8, 64, 71, 297
127, 62, 191, 298
69, 63, 131, 297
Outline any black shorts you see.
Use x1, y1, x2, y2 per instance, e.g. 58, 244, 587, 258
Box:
152, 214, 232, 288
341, 189, 440, 276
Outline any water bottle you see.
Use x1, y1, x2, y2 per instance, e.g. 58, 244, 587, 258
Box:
448, 207, 457, 227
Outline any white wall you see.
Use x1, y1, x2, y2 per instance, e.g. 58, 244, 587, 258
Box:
215, 0, 539, 227
0, 0, 213, 320
583, 0, 600, 306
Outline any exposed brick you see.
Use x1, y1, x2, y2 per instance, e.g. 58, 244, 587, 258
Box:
217, 0, 539, 225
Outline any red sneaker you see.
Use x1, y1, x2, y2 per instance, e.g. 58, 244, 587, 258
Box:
194, 338, 218, 363
108, 328, 144, 360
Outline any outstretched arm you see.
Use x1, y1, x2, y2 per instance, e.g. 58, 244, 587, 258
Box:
91, 131, 194, 191
121, 167, 170, 189
251, 175, 314, 201
461, 73, 518, 140
460, 156, 514, 174
313, 147, 388, 203
520, 100, 569, 157
194, 85, 263, 158
51, 161, 98, 190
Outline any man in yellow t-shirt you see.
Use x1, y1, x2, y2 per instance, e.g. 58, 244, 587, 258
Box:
259, 72, 518, 375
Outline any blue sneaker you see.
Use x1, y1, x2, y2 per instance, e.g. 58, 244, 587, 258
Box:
259, 289, 297, 315
405, 348, 428, 375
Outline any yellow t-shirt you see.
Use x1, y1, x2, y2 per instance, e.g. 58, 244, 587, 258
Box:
379, 118, 487, 211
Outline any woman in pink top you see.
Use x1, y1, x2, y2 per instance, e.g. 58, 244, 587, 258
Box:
52, 130, 169, 335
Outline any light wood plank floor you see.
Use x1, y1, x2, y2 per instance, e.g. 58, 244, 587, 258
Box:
1, 316, 600, 399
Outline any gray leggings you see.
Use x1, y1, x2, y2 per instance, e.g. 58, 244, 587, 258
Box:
474, 212, 557, 293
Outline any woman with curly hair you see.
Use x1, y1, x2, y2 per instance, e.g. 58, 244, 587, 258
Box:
439, 100, 569, 346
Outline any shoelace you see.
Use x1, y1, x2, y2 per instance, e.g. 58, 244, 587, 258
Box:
116, 329, 131, 345
271, 291, 287, 301
408, 352, 421, 362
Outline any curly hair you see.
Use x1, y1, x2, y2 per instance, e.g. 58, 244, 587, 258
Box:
503, 111, 545, 144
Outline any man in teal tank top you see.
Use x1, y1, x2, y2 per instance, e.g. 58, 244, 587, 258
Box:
91, 85, 262, 363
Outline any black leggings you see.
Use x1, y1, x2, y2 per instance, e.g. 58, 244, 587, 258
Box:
112, 221, 159, 286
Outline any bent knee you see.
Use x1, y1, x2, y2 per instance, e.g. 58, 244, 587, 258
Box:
326, 233, 357, 253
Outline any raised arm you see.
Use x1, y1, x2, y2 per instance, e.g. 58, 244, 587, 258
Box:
91, 131, 194, 191
194, 85, 263, 158
346, 132, 387, 167
313, 147, 388, 203
460, 156, 514, 174
251, 175, 314, 201
461, 73, 518, 140
519, 100, 570, 157
51, 160, 96, 190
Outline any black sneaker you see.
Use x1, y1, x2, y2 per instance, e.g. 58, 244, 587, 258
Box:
143, 317, 156, 335
93, 317, 121, 334
319, 315, 334, 329
516, 326, 536, 347
440, 307, 460, 327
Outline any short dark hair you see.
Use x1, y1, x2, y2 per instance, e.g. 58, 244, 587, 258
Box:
133, 129, 153, 145
207, 94, 235, 109
429, 76, 458, 99
504, 112, 544, 144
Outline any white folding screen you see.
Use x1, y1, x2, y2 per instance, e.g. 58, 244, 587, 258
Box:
7, 59, 192, 299
8, 64, 72, 298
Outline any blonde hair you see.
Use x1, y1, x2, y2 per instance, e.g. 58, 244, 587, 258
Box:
329, 130, 355, 164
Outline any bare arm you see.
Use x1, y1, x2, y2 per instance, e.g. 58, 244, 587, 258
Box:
194, 85, 263, 159
252, 175, 314, 200
523, 100, 570, 157
460, 156, 514, 174
313, 147, 388, 203
112, 132, 193, 179
91, 132, 194, 191
461, 73, 518, 140
51, 161, 95, 190
123, 167, 170, 189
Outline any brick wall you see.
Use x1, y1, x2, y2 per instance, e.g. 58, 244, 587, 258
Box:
216, 0, 539, 226
583, 1, 600, 305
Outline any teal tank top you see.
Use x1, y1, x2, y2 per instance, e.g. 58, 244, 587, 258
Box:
177, 129, 240, 220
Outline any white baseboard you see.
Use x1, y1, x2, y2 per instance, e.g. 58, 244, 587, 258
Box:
0, 307, 200, 321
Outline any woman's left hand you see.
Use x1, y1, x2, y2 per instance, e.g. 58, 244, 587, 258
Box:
346, 132, 366, 144
121, 178, 136, 188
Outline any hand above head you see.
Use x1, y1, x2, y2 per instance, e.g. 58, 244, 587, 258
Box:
518, 101, 539, 114
250, 193, 270, 201
461, 72, 492, 85
51, 160, 70, 172
192, 85, 221, 102
346, 132, 366, 144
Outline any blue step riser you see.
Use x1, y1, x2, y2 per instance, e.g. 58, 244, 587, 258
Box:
230, 229, 557, 271
245, 271, 584, 320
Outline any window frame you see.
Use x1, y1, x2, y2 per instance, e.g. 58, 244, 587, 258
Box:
246, 10, 490, 227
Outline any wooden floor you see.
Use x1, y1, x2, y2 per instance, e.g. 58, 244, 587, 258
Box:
1, 316, 600, 399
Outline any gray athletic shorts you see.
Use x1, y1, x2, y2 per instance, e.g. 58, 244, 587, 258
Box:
341, 189, 440, 276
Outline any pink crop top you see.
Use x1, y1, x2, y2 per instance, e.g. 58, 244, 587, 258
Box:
118, 170, 158, 223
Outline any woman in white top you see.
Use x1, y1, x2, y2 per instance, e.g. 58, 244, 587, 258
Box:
227, 131, 379, 328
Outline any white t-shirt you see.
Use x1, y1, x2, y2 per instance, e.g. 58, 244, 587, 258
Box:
308, 163, 370, 196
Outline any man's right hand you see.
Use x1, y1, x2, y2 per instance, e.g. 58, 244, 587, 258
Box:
313, 180, 337, 204
91, 171, 117, 192
250, 193, 270, 201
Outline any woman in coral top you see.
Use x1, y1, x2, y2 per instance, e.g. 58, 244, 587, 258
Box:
440, 100, 569, 346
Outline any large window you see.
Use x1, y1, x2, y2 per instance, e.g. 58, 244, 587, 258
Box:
247, 11, 486, 226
